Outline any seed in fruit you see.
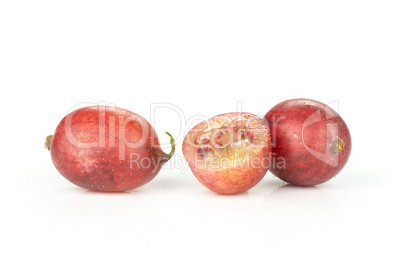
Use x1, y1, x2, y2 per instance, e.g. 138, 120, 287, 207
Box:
182, 112, 271, 195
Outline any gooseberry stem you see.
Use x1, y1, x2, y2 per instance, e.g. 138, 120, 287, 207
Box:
164, 132, 175, 160
45, 135, 54, 151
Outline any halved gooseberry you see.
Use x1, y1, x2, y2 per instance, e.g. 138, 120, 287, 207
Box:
182, 112, 271, 195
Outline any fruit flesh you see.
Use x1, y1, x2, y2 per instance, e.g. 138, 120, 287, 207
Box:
264, 99, 351, 186
183, 113, 271, 194
49, 106, 174, 192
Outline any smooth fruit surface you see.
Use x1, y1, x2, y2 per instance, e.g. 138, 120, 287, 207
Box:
182, 112, 271, 194
47, 106, 174, 192
264, 98, 351, 186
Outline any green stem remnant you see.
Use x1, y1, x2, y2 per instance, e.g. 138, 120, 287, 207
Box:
45, 135, 54, 151
330, 136, 345, 154
164, 132, 176, 160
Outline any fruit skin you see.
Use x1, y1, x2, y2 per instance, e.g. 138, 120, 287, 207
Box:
187, 162, 269, 195
47, 106, 174, 192
182, 112, 272, 195
264, 98, 351, 186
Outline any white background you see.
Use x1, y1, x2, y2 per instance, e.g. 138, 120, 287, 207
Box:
1, 1, 401, 267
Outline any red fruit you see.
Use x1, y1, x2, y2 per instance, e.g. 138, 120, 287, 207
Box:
45, 106, 175, 192
264, 98, 351, 186
182, 112, 272, 195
